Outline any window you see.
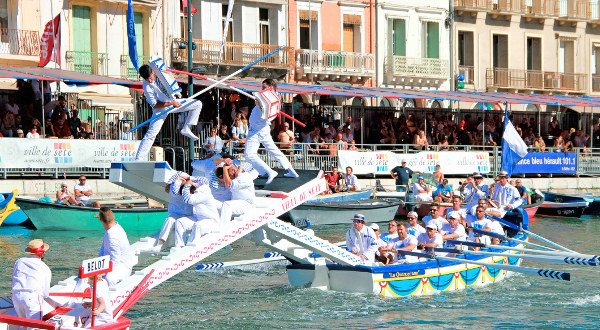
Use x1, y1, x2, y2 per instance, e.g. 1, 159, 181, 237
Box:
423, 21, 439, 59
259, 8, 269, 45
391, 19, 405, 56
492, 34, 508, 68
0, 0, 7, 30
457, 31, 474, 66
259, 8, 269, 21
299, 10, 318, 50
526, 37, 541, 71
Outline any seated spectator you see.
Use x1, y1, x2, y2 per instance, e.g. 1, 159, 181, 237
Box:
1, 111, 16, 137
53, 116, 73, 139
204, 127, 224, 153
15, 129, 24, 138
348, 140, 359, 150
343, 166, 360, 191
4, 94, 19, 115
573, 129, 590, 149
515, 179, 531, 205
44, 117, 56, 137
26, 126, 40, 139
74, 176, 95, 207
413, 130, 429, 150
433, 179, 452, 203
119, 124, 133, 140
411, 175, 432, 202
341, 126, 354, 143
533, 135, 546, 151
277, 122, 295, 150
56, 183, 83, 206
68, 109, 83, 139
50, 96, 68, 124
304, 127, 324, 154
325, 166, 341, 193
553, 135, 565, 151
437, 136, 450, 150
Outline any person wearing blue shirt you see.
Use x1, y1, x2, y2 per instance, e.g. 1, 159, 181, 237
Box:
433, 179, 453, 203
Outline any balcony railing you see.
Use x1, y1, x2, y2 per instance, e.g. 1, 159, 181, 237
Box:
295, 49, 375, 78
486, 68, 587, 93
522, 0, 557, 17
455, 0, 594, 20
555, 0, 589, 19
171, 39, 292, 70
66, 51, 108, 75
592, 74, 600, 92
490, 0, 524, 13
454, 0, 491, 11
385, 56, 449, 79
0, 29, 39, 56
458, 65, 475, 84
120, 54, 152, 80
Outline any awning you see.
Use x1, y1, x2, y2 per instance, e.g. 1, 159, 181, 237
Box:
343, 14, 361, 25
0, 65, 142, 89
298, 10, 318, 21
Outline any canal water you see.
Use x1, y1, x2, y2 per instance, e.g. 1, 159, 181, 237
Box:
1, 216, 599, 329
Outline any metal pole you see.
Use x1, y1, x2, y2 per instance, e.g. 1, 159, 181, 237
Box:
187, 1, 194, 162
448, 0, 454, 91
41, 81, 46, 138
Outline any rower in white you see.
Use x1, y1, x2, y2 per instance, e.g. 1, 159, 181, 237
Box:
217, 160, 259, 225
406, 211, 426, 238
441, 211, 467, 247
12, 239, 60, 321
244, 79, 298, 184
98, 207, 135, 286
73, 275, 115, 328
345, 213, 378, 264
468, 206, 505, 249
417, 223, 445, 255
393, 222, 419, 263
421, 204, 448, 231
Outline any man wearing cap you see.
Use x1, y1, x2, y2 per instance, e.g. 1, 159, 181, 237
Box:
345, 214, 378, 263
406, 211, 426, 238
491, 171, 522, 212
462, 173, 489, 210
417, 224, 444, 254
421, 203, 448, 231
12, 239, 60, 320
441, 211, 467, 246
411, 175, 432, 202
390, 160, 413, 192
371, 223, 394, 265
433, 179, 453, 203
98, 207, 134, 286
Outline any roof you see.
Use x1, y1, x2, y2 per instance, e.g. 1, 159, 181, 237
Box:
0, 65, 142, 88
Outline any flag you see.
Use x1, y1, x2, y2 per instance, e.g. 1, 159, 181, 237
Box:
126, 0, 139, 71
501, 107, 529, 176
38, 14, 60, 67
181, 0, 198, 16
218, 0, 234, 64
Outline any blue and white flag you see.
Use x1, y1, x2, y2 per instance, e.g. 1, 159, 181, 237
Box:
501, 108, 528, 175
218, 0, 235, 64
126, 0, 139, 71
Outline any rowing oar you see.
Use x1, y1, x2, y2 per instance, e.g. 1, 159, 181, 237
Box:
130, 47, 283, 132
434, 247, 599, 267
446, 240, 600, 261
472, 228, 555, 251
196, 253, 286, 271
396, 250, 571, 281
491, 215, 577, 253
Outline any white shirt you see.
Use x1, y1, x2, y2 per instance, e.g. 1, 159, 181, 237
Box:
182, 184, 221, 221
88, 279, 114, 325
380, 232, 399, 245
345, 226, 378, 263
100, 223, 134, 270
204, 135, 223, 152
491, 183, 523, 210
440, 223, 467, 242
417, 232, 443, 249
422, 215, 448, 231
143, 79, 171, 111
394, 234, 418, 263
464, 183, 489, 206
407, 223, 426, 238
412, 182, 429, 195
74, 183, 92, 202
5, 102, 19, 115
12, 256, 51, 297
230, 171, 258, 204
26, 132, 40, 139
249, 105, 268, 132
168, 178, 193, 217
344, 174, 360, 190
445, 208, 467, 220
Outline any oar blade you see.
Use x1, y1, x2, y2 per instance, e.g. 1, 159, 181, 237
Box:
537, 269, 570, 281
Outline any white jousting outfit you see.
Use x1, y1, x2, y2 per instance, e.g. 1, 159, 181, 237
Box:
345, 226, 379, 263
219, 167, 259, 225
174, 182, 222, 248
135, 78, 202, 160
100, 223, 135, 286
12, 256, 52, 320
158, 172, 193, 243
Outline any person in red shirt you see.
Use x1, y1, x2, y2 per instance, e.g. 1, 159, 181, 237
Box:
325, 166, 341, 194
52, 116, 73, 139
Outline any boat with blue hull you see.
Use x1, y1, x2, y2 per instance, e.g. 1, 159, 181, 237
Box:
0, 191, 28, 226
287, 209, 537, 296
539, 192, 590, 218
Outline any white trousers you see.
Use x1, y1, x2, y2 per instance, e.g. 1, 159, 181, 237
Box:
190, 219, 219, 242
12, 291, 44, 320
219, 200, 253, 225
244, 126, 293, 176
105, 263, 132, 287
135, 100, 202, 161
174, 217, 195, 248
158, 216, 177, 242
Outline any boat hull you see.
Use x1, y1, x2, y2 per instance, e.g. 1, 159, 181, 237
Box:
283, 199, 401, 226
16, 197, 167, 231
537, 201, 587, 218
0, 192, 28, 226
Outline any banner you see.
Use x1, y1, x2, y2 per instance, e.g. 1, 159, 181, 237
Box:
126, 0, 138, 71
39, 14, 60, 68
0, 139, 140, 169
338, 150, 491, 175
511, 152, 577, 174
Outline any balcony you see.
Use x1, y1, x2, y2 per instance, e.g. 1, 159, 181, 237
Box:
295, 49, 375, 82
555, 0, 589, 25
592, 74, 600, 93
120, 54, 152, 80
454, 0, 490, 16
458, 65, 475, 85
486, 68, 587, 93
171, 39, 292, 79
66, 51, 108, 75
0, 29, 39, 57
488, 0, 524, 20
522, 0, 557, 22
384, 56, 449, 86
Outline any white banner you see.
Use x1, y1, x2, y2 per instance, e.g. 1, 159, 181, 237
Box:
338, 150, 491, 175
0, 139, 140, 168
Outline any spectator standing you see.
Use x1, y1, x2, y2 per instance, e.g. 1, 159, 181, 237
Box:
69, 109, 83, 139
5, 94, 19, 115
53, 116, 73, 139
277, 122, 295, 150
390, 159, 413, 192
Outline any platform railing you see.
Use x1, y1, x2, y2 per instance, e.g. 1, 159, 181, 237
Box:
0, 28, 40, 56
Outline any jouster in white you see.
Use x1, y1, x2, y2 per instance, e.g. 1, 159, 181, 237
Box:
218, 161, 259, 225
11, 239, 59, 320
244, 79, 298, 184
98, 208, 134, 286
345, 214, 378, 264
157, 171, 194, 246
174, 179, 222, 248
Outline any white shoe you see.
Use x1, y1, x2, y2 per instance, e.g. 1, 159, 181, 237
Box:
181, 126, 199, 141
265, 170, 278, 185
284, 168, 299, 178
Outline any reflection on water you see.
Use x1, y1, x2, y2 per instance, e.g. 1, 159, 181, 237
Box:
1, 217, 599, 328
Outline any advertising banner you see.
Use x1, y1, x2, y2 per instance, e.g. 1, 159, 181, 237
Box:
0, 139, 140, 169
511, 152, 577, 174
338, 150, 491, 175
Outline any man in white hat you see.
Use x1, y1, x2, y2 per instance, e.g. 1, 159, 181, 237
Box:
345, 213, 378, 263
406, 211, 425, 238
411, 175, 432, 202
98, 207, 134, 286
441, 211, 467, 246
491, 170, 522, 213
417, 223, 444, 254
463, 172, 489, 211
12, 239, 60, 320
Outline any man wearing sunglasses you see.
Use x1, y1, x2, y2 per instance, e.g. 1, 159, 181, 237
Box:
406, 211, 425, 238
421, 203, 448, 232
345, 213, 378, 263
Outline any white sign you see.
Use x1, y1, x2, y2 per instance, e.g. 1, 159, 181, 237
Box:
0, 139, 141, 169
80, 255, 111, 277
338, 150, 491, 175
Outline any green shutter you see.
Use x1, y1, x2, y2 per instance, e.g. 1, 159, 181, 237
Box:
134, 12, 144, 56
426, 22, 439, 59
72, 6, 91, 52
392, 19, 406, 56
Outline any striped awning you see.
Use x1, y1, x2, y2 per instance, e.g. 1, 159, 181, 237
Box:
343, 14, 361, 25
298, 10, 318, 21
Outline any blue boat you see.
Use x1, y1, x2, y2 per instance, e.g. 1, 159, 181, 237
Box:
539, 191, 590, 218
0, 191, 29, 226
